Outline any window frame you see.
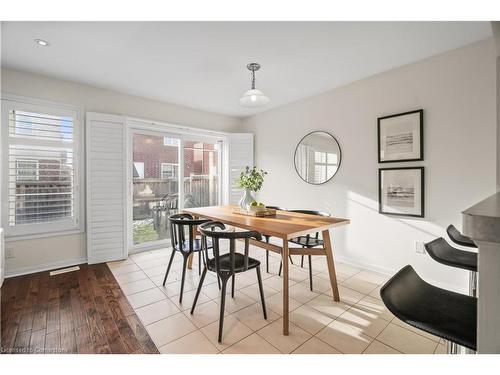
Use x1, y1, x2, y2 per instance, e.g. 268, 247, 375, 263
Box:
160, 162, 178, 179
1, 94, 84, 239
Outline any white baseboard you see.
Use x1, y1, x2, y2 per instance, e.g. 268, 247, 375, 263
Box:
335, 254, 468, 295
4, 256, 88, 278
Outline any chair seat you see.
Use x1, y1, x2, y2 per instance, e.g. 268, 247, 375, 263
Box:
207, 253, 260, 273
425, 238, 477, 272
447, 225, 477, 248
381, 265, 477, 351
289, 236, 323, 248
174, 238, 212, 253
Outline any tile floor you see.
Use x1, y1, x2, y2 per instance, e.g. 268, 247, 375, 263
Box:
108, 245, 447, 354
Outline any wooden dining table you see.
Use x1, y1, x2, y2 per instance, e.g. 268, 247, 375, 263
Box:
182, 205, 350, 335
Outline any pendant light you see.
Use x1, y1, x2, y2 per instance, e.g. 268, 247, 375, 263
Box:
239, 63, 270, 108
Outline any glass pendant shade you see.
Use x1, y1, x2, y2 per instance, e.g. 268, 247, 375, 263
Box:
239, 89, 270, 108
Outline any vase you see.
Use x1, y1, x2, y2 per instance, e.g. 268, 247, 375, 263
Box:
239, 189, 255, 210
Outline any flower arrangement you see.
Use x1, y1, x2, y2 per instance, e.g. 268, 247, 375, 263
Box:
236, 166, 268, 192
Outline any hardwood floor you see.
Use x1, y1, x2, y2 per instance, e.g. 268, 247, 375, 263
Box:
1, 263, 158, 354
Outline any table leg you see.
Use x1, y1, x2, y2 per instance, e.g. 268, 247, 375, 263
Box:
322, 229, 340, 301
282, 238, 289, 335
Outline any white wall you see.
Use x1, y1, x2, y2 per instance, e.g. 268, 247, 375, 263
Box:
1, 68, 241, 277
242, 39, 497, 292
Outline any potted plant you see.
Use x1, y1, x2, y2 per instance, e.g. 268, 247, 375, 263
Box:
236, 166, 268, 210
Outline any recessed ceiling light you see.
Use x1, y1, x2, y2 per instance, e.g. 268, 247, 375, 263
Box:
34, 39, 49, 47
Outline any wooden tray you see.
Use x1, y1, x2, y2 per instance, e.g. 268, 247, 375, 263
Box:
232, 207, 277, 217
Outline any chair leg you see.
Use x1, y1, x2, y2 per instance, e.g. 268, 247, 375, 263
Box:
198, 251, 201, 276
179, 256, 188, 304
162, 250, 176, 286
256, 266, 267, 320
266, 250, 269, 273
308, 255, 313, 291
217, 275, 221, 290
190, 266, 207, 315
278, 253, 292, 277
231, 274, 235, 298
218, 277, 228, 343
301, 255, 304, 268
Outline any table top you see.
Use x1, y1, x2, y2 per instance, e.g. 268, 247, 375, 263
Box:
182, 205, 350, 239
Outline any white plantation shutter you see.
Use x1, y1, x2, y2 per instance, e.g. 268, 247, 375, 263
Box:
1, 98, 82, 237
228, 133, 254, 204
86, 113, 127, 264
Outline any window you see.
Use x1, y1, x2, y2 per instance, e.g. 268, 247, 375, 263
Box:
133, 162, 144, 179
1, 97, 82, 237
164, 137, 180, 147
313, 151, 338, 183
161, 163, 178, 179
16, 160, 39, 181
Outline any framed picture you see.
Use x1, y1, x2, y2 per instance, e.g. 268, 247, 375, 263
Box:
378, 109, 423, 163
379, 167, 424, 218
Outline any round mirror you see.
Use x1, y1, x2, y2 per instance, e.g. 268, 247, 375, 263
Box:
294, 131, 342, 185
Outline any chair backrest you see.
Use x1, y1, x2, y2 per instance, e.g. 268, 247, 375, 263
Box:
446, 224, 476, 248
199, 221, 262, 275
288, 209, 331, 238
168, 213, 210, 252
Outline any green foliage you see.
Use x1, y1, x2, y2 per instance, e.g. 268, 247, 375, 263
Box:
236, 166, 268, 192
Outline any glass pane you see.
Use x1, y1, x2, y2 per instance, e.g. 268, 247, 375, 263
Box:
8, 145, 74, 226
132, 133, 179, 245
183, 140, 220, 208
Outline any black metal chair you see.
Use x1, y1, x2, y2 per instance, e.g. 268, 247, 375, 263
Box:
191, 221, 267, 343
380, 265, 477, 352
263, 206, 293, 273
162, 213, 212, 303
447, 224, 477, 248
425, 237, 477, 298
278, 209, 331, 291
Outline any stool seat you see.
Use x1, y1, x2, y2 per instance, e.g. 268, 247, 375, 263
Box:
381, 265, 477, 351
425, 238, 477, 272
447, 225, 477, 248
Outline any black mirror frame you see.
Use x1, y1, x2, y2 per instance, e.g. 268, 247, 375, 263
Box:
293, 131, 342, 185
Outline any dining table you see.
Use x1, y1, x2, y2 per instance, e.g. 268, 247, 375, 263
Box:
182, 205, 350, 335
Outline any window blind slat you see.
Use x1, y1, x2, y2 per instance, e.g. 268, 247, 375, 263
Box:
7, 109, 76, 227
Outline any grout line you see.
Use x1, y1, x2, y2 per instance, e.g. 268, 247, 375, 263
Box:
111, 247, 429, 355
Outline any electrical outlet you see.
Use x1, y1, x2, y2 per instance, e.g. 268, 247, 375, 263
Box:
5, 247, 15, 259
414, 241, 426, 254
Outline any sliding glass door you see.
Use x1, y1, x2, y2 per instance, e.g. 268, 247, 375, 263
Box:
129, 128, 224, 252
183, 138, 222, 209
131, 131, 181, 248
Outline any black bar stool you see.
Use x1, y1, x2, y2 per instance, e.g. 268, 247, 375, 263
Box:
162, 213, 212, 303
380, 265, 477, 353
263, 206, 293, 273
424, 237, 477, 297
191, 221, 267, 343
447, 224, 477, 248
279, 209, 331, 291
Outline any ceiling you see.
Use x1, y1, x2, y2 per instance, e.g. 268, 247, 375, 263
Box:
1, 22, 492, 118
